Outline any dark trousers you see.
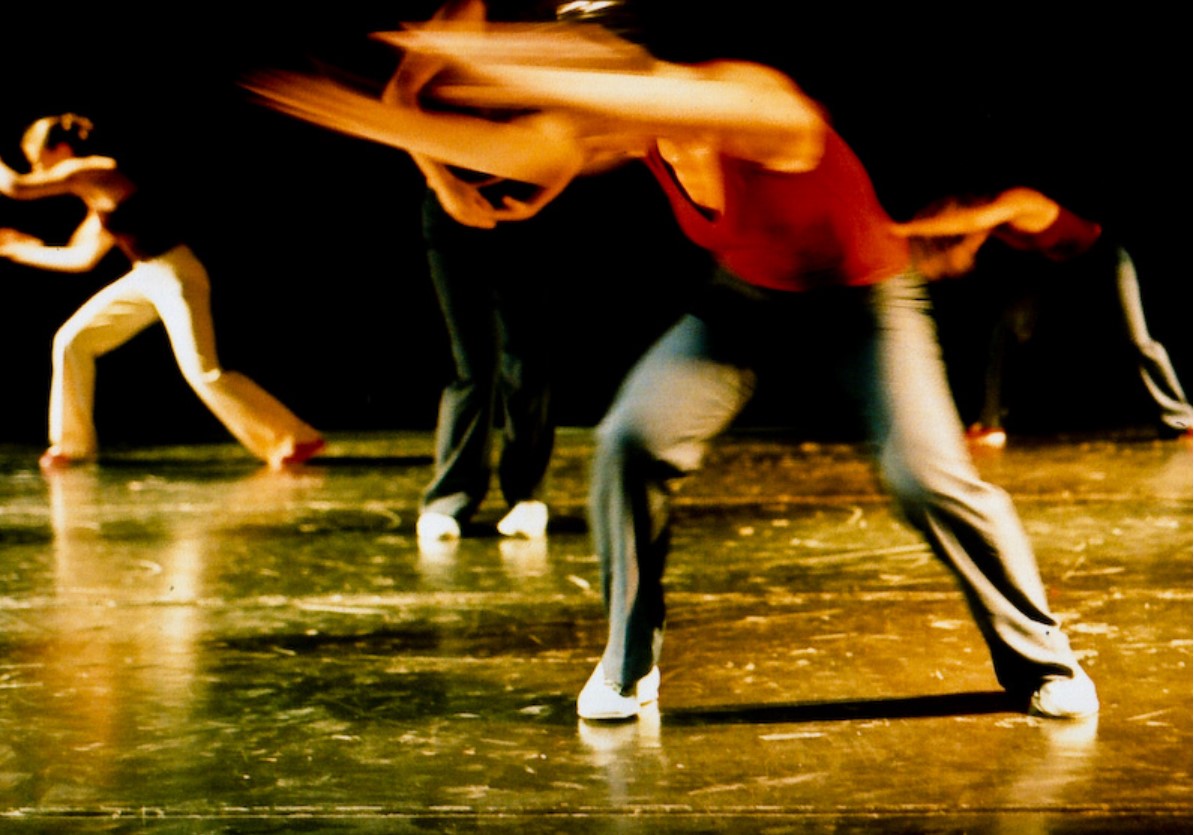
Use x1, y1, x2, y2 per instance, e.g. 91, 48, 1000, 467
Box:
420, 193, 555, 520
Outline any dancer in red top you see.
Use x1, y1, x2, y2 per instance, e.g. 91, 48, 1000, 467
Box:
248, 20, 1099, 721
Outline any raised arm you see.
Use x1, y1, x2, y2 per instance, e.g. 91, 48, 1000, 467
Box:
380, 0, 506, 226
383, 0, 485, 109
0, 211, 115, 273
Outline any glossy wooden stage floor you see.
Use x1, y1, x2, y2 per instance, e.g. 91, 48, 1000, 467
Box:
0, 431, 1189, 833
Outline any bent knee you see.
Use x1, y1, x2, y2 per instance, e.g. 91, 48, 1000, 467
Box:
595, 412, 706, 476
52, 321, 97, 359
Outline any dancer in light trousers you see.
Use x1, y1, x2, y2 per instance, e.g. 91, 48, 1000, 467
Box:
0, 114, 324, 469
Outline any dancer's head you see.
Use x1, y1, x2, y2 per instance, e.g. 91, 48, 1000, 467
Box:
555, 0, 650, 47
21, 114, 95, 170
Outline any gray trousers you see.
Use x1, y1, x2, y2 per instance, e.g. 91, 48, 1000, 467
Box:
590, 269, 1083, 696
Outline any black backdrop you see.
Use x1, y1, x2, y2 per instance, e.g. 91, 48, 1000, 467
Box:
0, 5, 1188, 446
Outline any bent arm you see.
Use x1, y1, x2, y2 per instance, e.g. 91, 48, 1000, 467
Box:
0, 211, 115, 272
895, 188, 1060, 237
0, 155, 115, 201
382, 0, 485, 109
382, 1, 513, 227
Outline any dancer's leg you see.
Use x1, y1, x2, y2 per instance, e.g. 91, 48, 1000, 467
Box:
48, 273, 161, 459
591, 313, 755, 693
420, 195, 501, 521
140, 247, 322, 466
493, 244, 554, 511
1112, 246, 1192, 433
860, 273, 1089, 697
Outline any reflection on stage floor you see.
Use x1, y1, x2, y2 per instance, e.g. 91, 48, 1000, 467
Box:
0, 430, 1189, 832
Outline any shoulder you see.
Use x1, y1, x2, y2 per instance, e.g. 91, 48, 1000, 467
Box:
699, 61, 827, 173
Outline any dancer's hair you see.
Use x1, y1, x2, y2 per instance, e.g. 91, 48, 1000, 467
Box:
20, 113, 96, 166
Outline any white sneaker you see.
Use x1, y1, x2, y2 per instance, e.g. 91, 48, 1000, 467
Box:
1029, 670, 1099, 720
417, 512, 461, 541
497, 500, 548, 538
577, 662, 660, 721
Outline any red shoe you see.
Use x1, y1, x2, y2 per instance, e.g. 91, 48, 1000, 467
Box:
276, 438, 326, 468
966, 424, 1007, 450
38, 448, 94, 470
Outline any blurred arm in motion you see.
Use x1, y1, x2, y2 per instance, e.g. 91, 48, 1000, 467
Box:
247, 18, 827, 226
893, 188, 1063, 279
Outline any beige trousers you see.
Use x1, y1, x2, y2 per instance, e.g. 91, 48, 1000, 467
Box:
49, 245, 321, 466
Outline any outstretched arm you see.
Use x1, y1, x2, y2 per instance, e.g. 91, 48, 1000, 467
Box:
0, 211, 115, 272
244, 70, 588, 193
894, 188, 1061, 238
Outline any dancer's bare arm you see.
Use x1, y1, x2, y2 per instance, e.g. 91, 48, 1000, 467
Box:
382, 0, 507, 227
0, 211, 114, 272
385, 25, 827, 172
0, 154, 117, 202
246, 71, 587, 189
895, 188, 1061, 238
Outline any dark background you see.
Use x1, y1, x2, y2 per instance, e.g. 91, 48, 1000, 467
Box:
0, 5, 1188, 447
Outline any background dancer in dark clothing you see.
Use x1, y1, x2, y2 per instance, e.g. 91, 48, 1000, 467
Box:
387, 0, 584, 543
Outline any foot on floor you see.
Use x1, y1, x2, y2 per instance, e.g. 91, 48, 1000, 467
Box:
577, 663, 660, 721
417, 511, 462, 541
966, 424, 1007, 450
497, 500, 549, 538
38, 447, 94, 470
274, 438, 326, 469
1029, 670, 1099, 720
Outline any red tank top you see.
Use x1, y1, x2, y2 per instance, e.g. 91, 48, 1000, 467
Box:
992, 205, 1103, 262
644, 129, 909, 292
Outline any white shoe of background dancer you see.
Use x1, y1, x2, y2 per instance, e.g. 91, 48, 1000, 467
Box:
497, 500, 548, 538
577, 662, 660, 721
1029, 670, 1100, 720
417, 512, 461, 541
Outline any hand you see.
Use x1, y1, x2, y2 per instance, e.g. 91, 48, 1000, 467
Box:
426, 170, 503, 229
487, 181, 567, 223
